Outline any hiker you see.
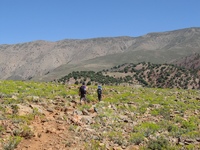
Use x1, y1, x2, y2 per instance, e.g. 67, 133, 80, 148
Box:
79, 82, 87, 104
97, 85, 102, 101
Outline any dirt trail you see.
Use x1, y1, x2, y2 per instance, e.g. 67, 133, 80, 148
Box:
15, 109, 83, 150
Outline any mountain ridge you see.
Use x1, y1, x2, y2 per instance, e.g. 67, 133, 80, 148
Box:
0, 27, 200, 81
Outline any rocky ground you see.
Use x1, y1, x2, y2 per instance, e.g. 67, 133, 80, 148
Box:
0, 84, 200, 150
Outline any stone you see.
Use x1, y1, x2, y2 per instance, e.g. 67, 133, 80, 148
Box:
17, 104, 33, 115
185, 138, 195, 143
82, 109, 89, 115
125, 145, 139, 150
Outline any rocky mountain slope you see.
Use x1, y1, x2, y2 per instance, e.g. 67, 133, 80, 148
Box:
0, 81, 199, 150
0, 37, 133, 80
0, 27, 200, 81
171, 53, 200, 70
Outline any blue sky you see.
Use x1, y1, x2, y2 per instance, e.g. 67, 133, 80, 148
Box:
1, 0, 200, 44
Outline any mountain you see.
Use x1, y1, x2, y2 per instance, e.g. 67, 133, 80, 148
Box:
0, 27, 200, 81
0, 37, 133, 80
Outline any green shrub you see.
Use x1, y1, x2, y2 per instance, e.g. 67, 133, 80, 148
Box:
77, 103, 92, 111
138, 105, 147, 114
185, 144, 197, 150
150, 109, 159, 116
68, 124, 79, 132
167, 124, 186, 137
0, 125, 5, 133
84, 140, 106, 150
181, 131, 200, 139
20, 125, 34, 139
147, 136, 169, 150
181, 120, 198, 131
135, 122, 160, 137
13, 125, 34, 139
3, 136, 22, 150
129, 132, 144, 145
158, 107, 171, 120
107, 131, 123, 145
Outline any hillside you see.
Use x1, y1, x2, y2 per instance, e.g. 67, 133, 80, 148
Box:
171, 53, 200, 70
38, 27, 200, 81
0, 80, 199, 150
0, 27, 200, 81
0, 37, 133, 80
58, 62, 200, 89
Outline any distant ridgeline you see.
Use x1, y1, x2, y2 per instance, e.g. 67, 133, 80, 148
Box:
58, 62, 199, 89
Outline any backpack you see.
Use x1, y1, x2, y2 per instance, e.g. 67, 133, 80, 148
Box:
97, 88, 102, 95
80, 85, 86, 95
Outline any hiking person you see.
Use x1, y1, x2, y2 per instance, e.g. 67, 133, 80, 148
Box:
97, 85, 102, 101
79, 82, 87, 104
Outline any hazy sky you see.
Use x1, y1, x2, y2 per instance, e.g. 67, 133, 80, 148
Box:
1, 0, 200, 44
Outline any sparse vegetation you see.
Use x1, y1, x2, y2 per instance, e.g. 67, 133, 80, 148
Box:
2, 136, 22, 150
0, 80, 199, 149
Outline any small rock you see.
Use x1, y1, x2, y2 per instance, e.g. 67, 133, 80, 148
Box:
82, 109, 89, 115
57, 125, 65, 130
125, 145, 139, 150
113, 146, 123, 150
185, 138, 195, 143
47, 108, 54, 113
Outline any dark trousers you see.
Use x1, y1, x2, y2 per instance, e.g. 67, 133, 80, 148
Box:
98, 94, 102, 101
80, 94, 86, 101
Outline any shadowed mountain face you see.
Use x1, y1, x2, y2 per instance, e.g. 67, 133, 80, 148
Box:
0, 27, 200, 81
171, 53, 200, 70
